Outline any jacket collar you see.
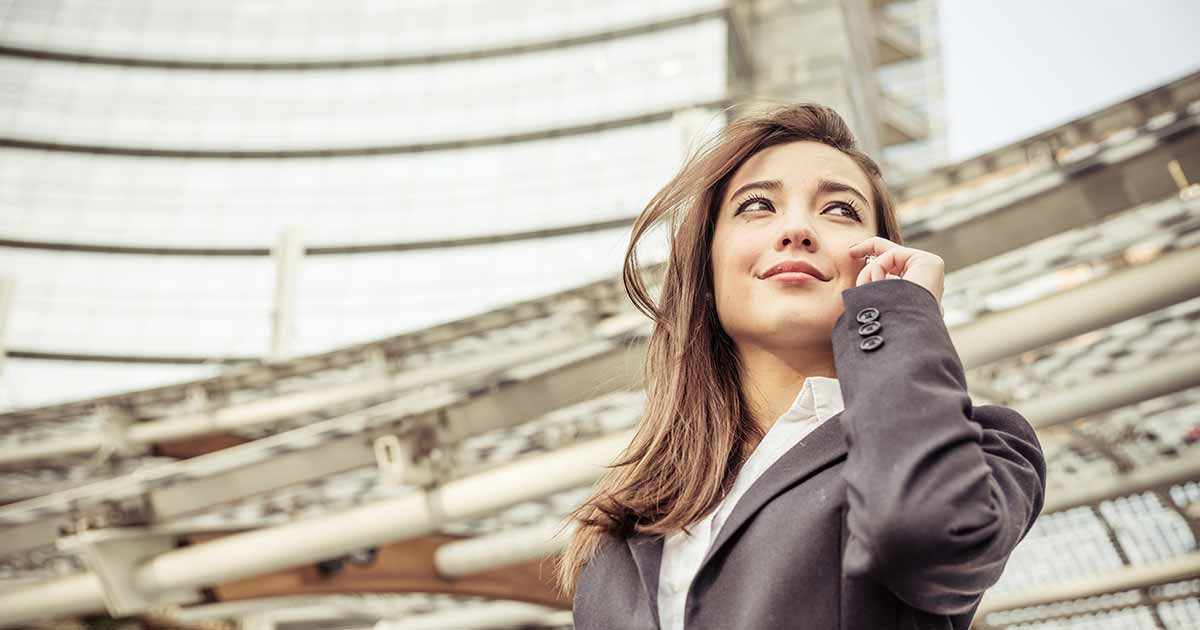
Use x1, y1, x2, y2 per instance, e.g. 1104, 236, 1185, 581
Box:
627, 409, 848, 620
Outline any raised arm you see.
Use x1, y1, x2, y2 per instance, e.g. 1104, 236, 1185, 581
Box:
832, 277, 1047, 615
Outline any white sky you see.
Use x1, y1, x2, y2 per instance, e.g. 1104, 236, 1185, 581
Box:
938, 0, 1200, 161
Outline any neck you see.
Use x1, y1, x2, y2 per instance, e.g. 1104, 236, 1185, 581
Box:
736, 341, 836, 433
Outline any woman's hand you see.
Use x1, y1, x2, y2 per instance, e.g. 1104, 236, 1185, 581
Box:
848, 237, 945, 311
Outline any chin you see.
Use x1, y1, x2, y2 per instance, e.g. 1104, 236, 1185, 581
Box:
759, 312, 836, 340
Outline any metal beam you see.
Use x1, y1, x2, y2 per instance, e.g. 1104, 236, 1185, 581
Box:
0, 341, 642, 555
206, 535, 565, 609
894, 69, 1200, 200
435, 517, 576, 578
3, 244, 1194, 552
0, 329, 591, 467
1043, 451, 1200, 515
148, 433, 378, 522
723, 0, 755, 94
2, 345, 1190, 619
950, 245, 1200, 369
0, 393, 448, 529
0, 428, 635, 625
0, 266, 641, 425
0, 275, 12, 397
976, 550, 1200, 616
881, 94, 927, 145
0, 572, 108, 622
908, 114, 1200, 270
372, 601, 568, 630
269, 228, 303, 363
1020, 351, 1200, 431
875, 17, 920, 65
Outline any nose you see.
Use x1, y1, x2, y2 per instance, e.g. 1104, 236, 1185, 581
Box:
776, 207, 818, 251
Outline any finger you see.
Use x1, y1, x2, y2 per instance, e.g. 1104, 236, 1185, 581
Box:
870, 253, 886, 282
863, 253, 884, 283
854, 245, 906, 274
863, 250, 892, 281
856, 260, 872, 287
877, 247, 917, 278
848, 236, 898, 258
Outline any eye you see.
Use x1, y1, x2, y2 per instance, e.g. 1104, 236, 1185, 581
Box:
733, 193, 773, 215
825, 200, 863, 222
733, 195, 865, 222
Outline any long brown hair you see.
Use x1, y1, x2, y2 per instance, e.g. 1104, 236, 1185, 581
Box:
553, 102, 904, 597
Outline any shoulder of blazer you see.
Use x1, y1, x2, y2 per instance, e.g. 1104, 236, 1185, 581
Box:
579, 531, 624, 577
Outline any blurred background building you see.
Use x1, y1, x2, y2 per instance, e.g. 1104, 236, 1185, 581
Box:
0, 0, 1197, 628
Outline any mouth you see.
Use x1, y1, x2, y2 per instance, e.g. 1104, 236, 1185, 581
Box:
758, 261, 828, 282
764, 271, 821, 283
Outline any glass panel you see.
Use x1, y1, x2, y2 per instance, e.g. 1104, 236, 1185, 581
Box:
0, 0, 723, 61
0, 118, 695, 246
0, 226, 667, 359
1, 359, 221, 410
0, 18, 727, 148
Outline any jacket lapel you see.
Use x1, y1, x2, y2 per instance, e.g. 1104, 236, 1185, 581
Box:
627, 531, 665, 627
623, 411, 849, 624
697, 411, 848, 576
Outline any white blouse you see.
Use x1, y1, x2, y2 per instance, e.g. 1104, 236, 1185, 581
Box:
656, 375, 845, 630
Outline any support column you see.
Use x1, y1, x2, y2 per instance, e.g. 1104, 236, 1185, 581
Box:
270, 226, 304, 363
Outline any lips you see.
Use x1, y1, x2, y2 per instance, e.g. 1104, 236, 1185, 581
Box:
759, 260, 828, 281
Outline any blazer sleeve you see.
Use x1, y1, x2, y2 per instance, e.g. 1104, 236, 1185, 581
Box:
831, 277, 1047, 615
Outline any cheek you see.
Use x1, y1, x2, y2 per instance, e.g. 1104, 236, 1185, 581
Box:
713, 241, 759, 293
835, 252, 853, 273
836, 253, 864, 287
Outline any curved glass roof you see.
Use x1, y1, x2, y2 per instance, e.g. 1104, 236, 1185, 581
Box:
0, 0, 721, 62
0, 18, 726, 150
0, 120, 690, 247
0, 226, 657, 358
0, 1, 705, 409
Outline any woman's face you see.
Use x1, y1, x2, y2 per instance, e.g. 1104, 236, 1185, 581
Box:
710, 140, 880, 351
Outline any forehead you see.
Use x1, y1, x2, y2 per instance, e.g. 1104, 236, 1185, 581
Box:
723, 141, 873, 205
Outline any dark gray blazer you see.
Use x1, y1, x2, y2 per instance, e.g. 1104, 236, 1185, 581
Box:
572, 278, 1047, 630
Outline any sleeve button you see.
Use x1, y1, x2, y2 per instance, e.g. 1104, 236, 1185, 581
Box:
860, 335, 884, 351
855, 307, 880, 324
857, 321, 881, 336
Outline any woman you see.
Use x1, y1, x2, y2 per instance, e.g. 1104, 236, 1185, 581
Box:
556, 103, 1046, 630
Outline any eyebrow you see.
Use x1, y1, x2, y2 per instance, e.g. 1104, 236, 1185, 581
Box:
727, 178, 872, 211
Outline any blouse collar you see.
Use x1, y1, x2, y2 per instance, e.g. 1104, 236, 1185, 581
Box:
779, 376, 844, 424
